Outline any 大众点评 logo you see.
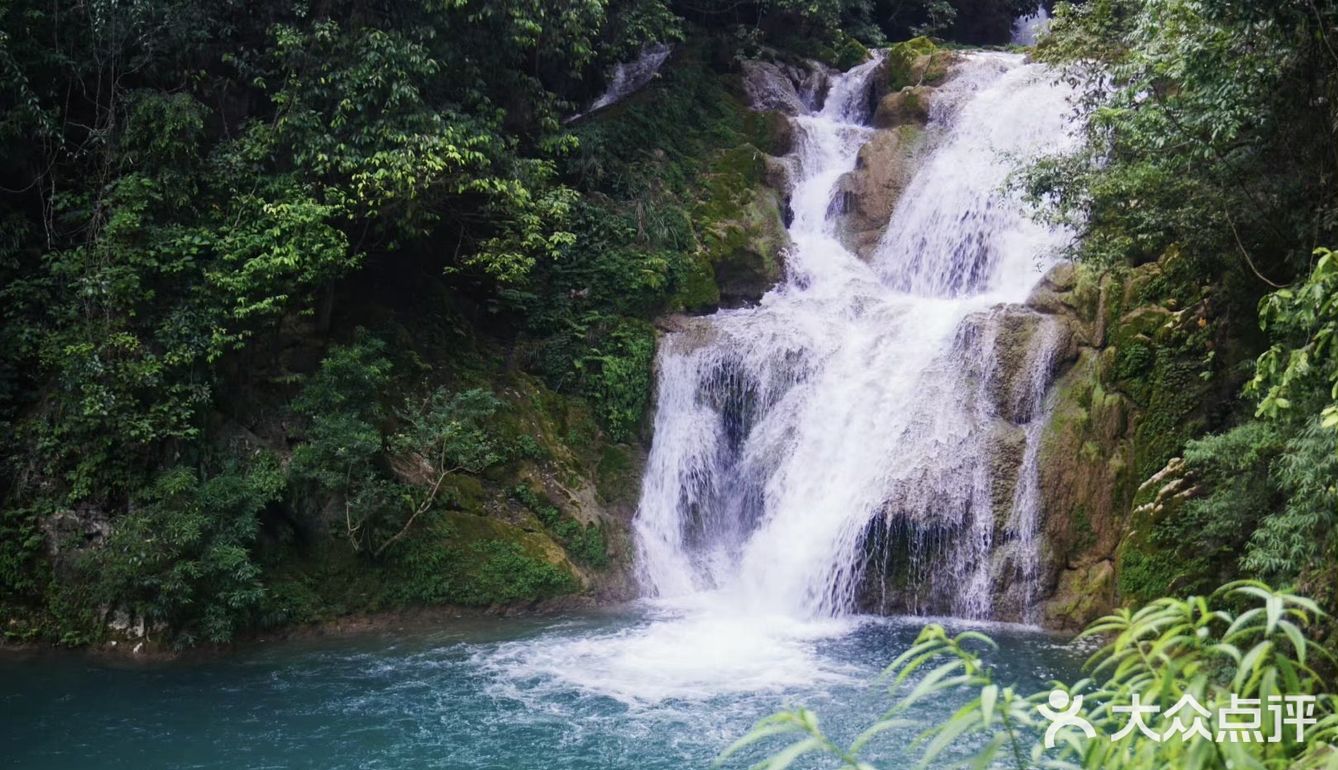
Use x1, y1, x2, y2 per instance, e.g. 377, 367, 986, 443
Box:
1038, 690, 1317, 747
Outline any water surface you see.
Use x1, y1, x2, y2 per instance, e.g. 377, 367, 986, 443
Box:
1, 606, 1083, 769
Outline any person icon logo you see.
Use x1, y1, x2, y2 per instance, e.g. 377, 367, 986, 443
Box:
1038, 690, 1097, 748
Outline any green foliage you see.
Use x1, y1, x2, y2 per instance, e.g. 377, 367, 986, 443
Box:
512, 485, 609, 568
0, 0, 1057, 648
1025, 0, 1338, 602
578, 319, 656, 442
1031, 0, 1337, 273
1170, 422, 1282, 582
82, 456, 286, 647
455, 540, 581, 604
1253, 249, 1338, 426
1239, 417, 1338, 585
733, 582, 1337, 770
291, 337, 503, 557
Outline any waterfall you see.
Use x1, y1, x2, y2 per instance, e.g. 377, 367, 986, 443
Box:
634, 51, 1079, 622
1011, 4, 1052, 46
569, 43, 672, 122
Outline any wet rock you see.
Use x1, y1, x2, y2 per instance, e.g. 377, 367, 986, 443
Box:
871, 37, 957, 99
833, 125, 926, 257
1042, 559, 1116, 631
740, 59, 832, 115
1026, 262, 1080, 314
872, 86, 934, 129
702, 187, 791, 307
41, 504, 112, 556
987, 419, 1027, 527
763, 154, 799, 199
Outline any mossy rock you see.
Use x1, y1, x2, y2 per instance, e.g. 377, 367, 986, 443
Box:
389, 511, 580, 606
832, 36, 871, 70
596, 444, 641, 507
672, 252, 723, 311
878, 37, 954, 96
1043, 560, 1115, 630
872, 86, 932, 129
743, 110, 795, 157
1116, 477, 1213, 607
1131, 351, 1206, 480
696, 145, 790, 306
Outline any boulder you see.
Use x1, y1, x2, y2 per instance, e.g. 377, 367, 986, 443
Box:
833, 124, 926, 257
739, 59, 832, 115
872, 86, 934, 129
1042, 559, 1117, 631
872, 37, 957, 100
701, 187, 791, 306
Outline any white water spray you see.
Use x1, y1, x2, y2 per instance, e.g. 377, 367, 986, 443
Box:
1011, 4, 1052, 46
636, 52, 1078, 622
570, 43, 673, 122
487, 52, 1080, 705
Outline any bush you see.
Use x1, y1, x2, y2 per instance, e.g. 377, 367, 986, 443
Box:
80, 456, 284, 646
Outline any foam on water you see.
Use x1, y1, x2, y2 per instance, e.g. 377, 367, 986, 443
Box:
478, 597, 860, 705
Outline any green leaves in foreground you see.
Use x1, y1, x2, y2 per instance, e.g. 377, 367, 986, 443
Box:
727, 581, 1337, 770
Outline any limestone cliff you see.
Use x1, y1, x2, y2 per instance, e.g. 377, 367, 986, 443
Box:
1027, 253, 1237, 629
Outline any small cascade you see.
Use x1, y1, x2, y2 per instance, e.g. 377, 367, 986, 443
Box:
570, 43, 672, 121
634, 51, 1080, 624
1011, 4, 1052, 46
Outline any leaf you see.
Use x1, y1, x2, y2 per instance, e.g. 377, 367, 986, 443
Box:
975, 685, 999, 728
850, 718, 916, 753
754, 737, 823, 770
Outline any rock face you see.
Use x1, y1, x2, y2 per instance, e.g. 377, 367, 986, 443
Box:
740, 59, 833, 115
1027, 252, 1230, 630
833, 125, 926, 256
710, 41, 961, 299
677, 52, 845, 310
702, 184, 791, 307
872, 86, 933, 129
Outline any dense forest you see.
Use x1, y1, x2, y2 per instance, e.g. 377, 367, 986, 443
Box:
1, 0, 1337, 675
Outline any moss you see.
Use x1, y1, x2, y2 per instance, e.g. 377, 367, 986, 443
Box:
880, 37, 951, 93
831, 36, 871, 70
1046, 561, 1115, 629
440, 474, 486, 513
742, 110, 794, 157
596, 444, 640, 506
1116, 547, 1182, 604
672, 252, 723, 311
451, 540, 579, 605
1112, 340, 1154, 384
387, 511, 578, 606
511, 485, 610, 569
697, 176, 788, 303
1117, 513, 1215, 605
1071, 504, 1097, 553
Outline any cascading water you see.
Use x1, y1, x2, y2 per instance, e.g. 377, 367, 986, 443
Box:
1011, 4, 1052, 46
568, 43, 673, 122
635, 51, 1079, 623
481, 51, 1080, 707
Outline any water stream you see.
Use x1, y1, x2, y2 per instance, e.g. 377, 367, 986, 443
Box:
0, 613, 1083, 769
